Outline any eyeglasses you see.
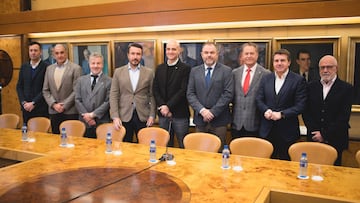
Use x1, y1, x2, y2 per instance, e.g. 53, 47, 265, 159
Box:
320, 65, 336, 70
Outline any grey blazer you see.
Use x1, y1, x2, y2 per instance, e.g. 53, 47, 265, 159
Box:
232, 64, 271, 131
187, 63, 234, 127
42, 61, 82, 115
109, 65, 156, 122
75, 74, 112, 127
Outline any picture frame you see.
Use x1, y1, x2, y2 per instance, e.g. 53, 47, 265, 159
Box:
347, 37, 360, 110
214, 39, 272, 69
41, 43, 57, 65
275, 37, 339, 72
162, 40, 207, 68
113, 40, 156, 69
71, 42, 110, 76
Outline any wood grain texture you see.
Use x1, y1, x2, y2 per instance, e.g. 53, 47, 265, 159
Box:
0, 128, 359, 202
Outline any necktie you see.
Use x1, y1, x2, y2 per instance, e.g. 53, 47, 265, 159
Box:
302, 72, 307, 81
205, 67, 212, 88
91, 75, 98, 91
243, 68, 251, 94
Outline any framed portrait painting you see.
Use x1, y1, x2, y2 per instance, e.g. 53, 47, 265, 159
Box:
113, 40, 156, 69
71, 42, 110, 76
162, 40, 207, 68
275, 37, 339, 72
348, 37, 360, 108
214, 39, 271, 69
41, 43, 57, 65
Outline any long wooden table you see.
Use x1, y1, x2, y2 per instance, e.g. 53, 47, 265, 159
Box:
0, 128, 360, 202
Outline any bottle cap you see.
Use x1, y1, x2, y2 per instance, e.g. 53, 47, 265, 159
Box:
224, 145, 229, 149
150, 139, 155, 144
301, 152, 307, 156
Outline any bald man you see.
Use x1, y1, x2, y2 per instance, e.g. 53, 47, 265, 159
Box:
303, 55, 353, 166
43, 44, 82, 134
153, 40, 191, 148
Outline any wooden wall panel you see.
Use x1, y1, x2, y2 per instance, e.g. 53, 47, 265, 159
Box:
1, 0, 360, 35
0, 36, 22, 125
0, 0, 20, 14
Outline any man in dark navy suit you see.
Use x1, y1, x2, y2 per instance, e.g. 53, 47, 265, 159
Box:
17, 42, 49, 123
303, 55, 353, 166
257, 49, 307, 160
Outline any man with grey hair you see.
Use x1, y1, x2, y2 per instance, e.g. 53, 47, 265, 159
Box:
153, 39, 191, 148
75, 52, 112, 138
303, 55, 353, 166
43, 44, 82, 134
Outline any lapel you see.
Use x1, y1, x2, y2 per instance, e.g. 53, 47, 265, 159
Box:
247, 65, 263, 94
58, 63, 70, 90
324, 78, 339, 101
276, 71, 292, 98
84, 75, 93, 95
122, 66, 133, 93
134, 66, 145, 93
92, 74, 104, 95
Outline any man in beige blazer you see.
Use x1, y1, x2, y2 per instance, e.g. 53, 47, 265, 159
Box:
43, 44, 82, 134
110, 43, 156, 143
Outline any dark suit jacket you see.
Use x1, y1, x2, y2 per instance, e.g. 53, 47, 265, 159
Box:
16, 60, 49, 122
187, 63, 234, 127
303, 78, 353, 151
75, 74, 112, 128
153, 60, 191, 118
293, 67, 320, 82
256, 71, 307, 142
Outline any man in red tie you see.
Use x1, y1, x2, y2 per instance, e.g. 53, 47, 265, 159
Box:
232, 42, 270, 139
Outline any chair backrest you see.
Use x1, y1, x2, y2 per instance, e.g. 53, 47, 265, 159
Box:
288, 142, 337, 165
59, 120, 86, 137
183, 132, 221, 153
27, 117, 51, 133
0, 113, 20, 129
138, 127, 170, 147
229, 137, 274, 158
96, 123, 125, 142
356, 150, 360, 168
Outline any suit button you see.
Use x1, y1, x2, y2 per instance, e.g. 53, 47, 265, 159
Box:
321, 118, 324, 122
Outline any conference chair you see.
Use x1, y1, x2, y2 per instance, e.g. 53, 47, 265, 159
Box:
96, 123, 125, 142
27, 117, 51, 133
183, 132, 221, 153
0, 113, 20, 129
229, 137, 273, 158
59, 120, 86, 137
288, 142, 337, 165
138, 127, 170, 147
356, 150, 360, 168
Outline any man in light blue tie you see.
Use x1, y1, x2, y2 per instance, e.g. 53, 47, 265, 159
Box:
187, 42, 234, 150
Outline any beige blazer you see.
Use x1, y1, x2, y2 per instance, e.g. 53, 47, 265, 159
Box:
109, 65, 156, 122
42, 61, 82, 115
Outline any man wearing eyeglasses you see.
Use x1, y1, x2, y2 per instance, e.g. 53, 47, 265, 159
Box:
303, 55, 353, 166
294, 49, 320, 82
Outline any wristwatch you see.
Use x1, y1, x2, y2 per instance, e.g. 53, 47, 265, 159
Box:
281, 111, 285, 119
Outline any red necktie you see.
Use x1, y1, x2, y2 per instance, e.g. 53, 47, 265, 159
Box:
243, 68, 251, 94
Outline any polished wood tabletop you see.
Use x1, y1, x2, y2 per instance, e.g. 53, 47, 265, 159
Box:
0, 128, 360, 202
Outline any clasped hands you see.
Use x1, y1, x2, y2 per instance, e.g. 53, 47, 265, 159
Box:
201, 108, 214, 122
264, 109, 282, 121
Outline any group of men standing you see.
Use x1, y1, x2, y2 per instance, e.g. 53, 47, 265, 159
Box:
16, 40, 352, 166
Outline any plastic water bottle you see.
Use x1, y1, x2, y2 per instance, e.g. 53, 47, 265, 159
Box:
298, 152, 309, 179
60, 127, 67, 146
21, 124, 28, 141
106, 133, 112, 153
149, 140, 157, 162
222, 145, 230, 169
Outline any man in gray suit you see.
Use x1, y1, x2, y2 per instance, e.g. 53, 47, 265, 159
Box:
110, 43, 156, 143
187, 42, 234, 149
75, 52, 112, 138
43, 44, 82, 134
232, 42, 270, 139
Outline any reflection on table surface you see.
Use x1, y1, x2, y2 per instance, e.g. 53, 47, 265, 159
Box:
0, 128, 360, 203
